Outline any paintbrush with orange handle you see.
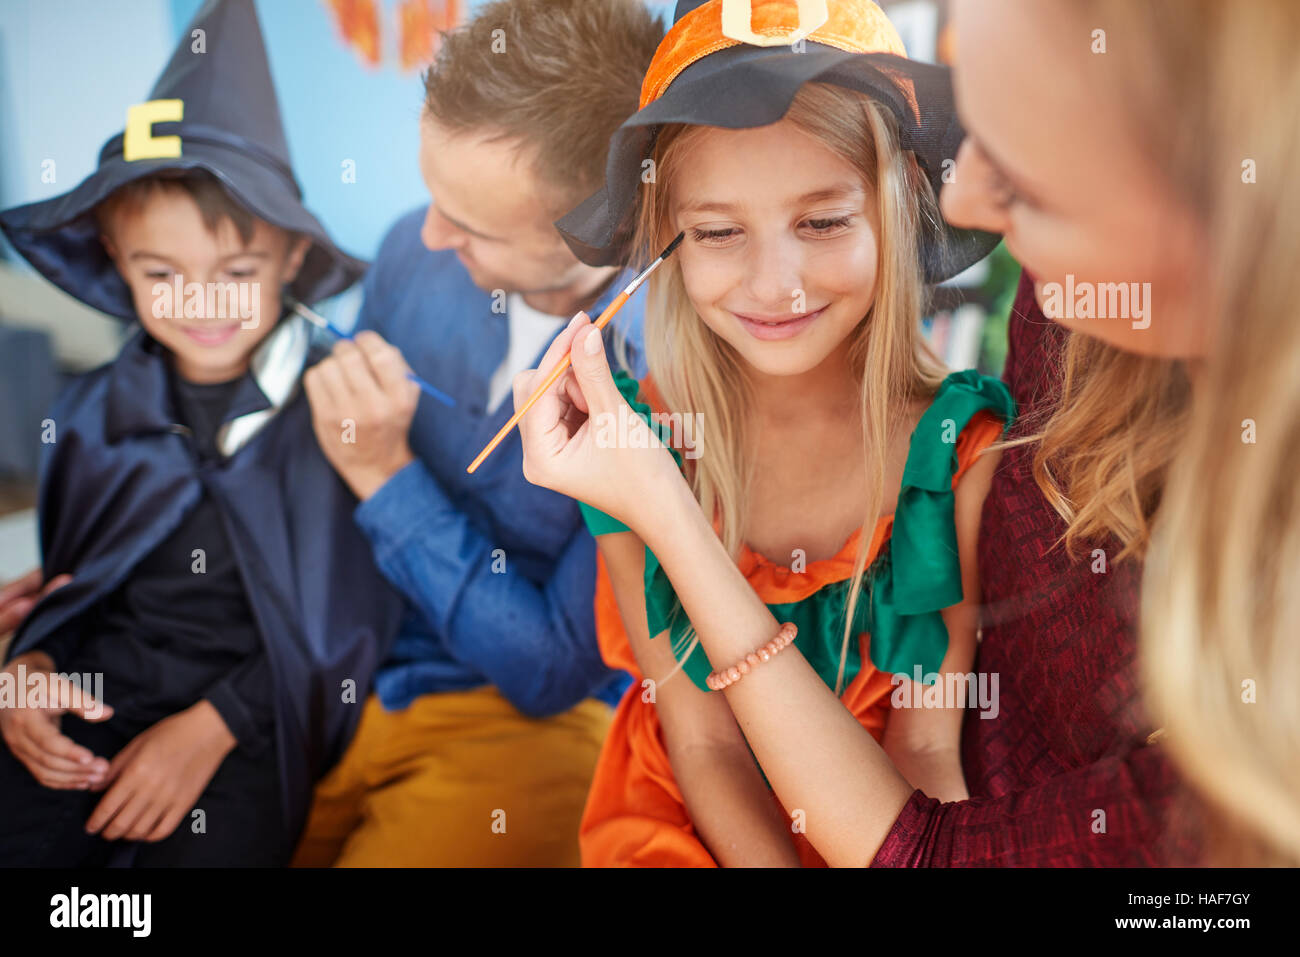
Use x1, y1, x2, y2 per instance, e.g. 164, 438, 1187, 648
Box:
466, 231, 685, 474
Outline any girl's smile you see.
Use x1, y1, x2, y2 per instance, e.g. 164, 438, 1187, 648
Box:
730, 304, 828, 341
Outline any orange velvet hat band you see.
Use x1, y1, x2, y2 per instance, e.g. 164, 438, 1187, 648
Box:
640, 0, 908, 109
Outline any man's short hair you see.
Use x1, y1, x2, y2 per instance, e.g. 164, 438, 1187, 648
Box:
423, 0, 665, 216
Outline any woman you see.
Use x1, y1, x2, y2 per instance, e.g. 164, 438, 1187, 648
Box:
942, 0, 1300, 865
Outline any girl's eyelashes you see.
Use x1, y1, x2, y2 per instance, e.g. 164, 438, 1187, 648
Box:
802, 214, 854, 235
688, 214, 856, 245
690, 225, 740, 244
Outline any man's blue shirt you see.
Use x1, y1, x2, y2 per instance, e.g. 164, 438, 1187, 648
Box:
352, 208, 644, 716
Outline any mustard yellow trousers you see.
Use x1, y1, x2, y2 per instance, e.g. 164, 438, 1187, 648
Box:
291, 687, 611, 867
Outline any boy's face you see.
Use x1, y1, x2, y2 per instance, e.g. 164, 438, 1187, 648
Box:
103, 188, 310, 383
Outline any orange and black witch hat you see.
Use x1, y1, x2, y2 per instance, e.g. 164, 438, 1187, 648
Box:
556, 0, 999, 283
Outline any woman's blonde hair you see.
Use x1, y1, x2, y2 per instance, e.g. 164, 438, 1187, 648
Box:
1078, 0, 1300, 864
1013, 336, 1190, 563
631, 82, 948, 693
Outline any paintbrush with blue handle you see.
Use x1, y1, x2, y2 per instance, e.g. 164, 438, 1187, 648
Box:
289, 299, 456, 408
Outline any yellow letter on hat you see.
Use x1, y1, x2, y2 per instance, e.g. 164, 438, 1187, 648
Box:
123, 99, 184, 162
720, 0, 829, 47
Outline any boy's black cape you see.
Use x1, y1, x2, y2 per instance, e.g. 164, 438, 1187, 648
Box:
7, 328, 405, 844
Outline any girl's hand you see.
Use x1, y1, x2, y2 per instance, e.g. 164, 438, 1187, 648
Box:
85, 700, 236, 843
0, 651, 112, 790
514, 312, 684, 530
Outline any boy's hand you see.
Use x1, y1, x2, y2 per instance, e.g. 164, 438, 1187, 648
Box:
303, 331, 422, 501
85, 700, 236, 843
0, 569, 72, 636
0, 650, 112, 789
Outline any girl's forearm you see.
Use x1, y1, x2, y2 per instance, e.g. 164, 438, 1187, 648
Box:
671, 743, 802, 867
638, 477, 914, 867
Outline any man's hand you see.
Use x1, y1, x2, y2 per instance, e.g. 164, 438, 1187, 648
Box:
303, 330, 422, 501
0, 569, 72, 637
0, 650, 112, 789
85, 700, 236, 843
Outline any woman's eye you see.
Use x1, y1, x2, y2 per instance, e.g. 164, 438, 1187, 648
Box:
803, 215, 853, 234
690, 226, 739, 244
144, 270, 172, 279
992, 183, 1021, 211
986, 169, 1023, 211
226, 269, 256, 279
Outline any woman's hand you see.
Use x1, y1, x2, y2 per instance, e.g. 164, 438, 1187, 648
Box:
514, 312, 685, 532
0, 650, 112, 789
85, 700, 236, 843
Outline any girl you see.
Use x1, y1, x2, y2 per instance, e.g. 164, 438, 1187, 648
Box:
519, 0, 1012, 866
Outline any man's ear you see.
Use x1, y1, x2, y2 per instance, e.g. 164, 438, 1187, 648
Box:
282, 234, 311, 283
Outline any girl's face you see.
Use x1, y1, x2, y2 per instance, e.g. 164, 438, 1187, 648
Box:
669, 119, 879, 379
942, 0, 1211, 359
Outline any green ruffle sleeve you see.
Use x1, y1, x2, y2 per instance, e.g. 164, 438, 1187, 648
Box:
587, 368, 1015, 694
865, 369, 1016, 682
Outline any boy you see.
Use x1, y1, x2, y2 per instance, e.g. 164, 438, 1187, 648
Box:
0, 0, 402, 866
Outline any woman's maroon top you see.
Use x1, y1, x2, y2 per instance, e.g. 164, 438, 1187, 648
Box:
871, 274, 1193, 866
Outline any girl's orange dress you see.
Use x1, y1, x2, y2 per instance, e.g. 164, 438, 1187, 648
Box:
579, 369, 1012, 867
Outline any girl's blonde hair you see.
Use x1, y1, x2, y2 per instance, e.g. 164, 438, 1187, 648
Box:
631, 82, 948, 693
1078, 0, 1300, 864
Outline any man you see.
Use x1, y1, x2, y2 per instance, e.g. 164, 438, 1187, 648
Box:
291, 0, 665, 866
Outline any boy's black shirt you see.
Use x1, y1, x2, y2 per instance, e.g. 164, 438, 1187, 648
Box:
69, 365, 274, 754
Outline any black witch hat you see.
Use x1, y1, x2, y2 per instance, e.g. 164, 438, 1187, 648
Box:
556, 0, 999, 283
0, 0, 364, 321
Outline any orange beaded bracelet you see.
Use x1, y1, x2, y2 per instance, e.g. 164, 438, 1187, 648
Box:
705, 622, 798, 691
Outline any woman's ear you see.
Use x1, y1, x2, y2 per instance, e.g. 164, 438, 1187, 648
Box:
281, 233, 311, 283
